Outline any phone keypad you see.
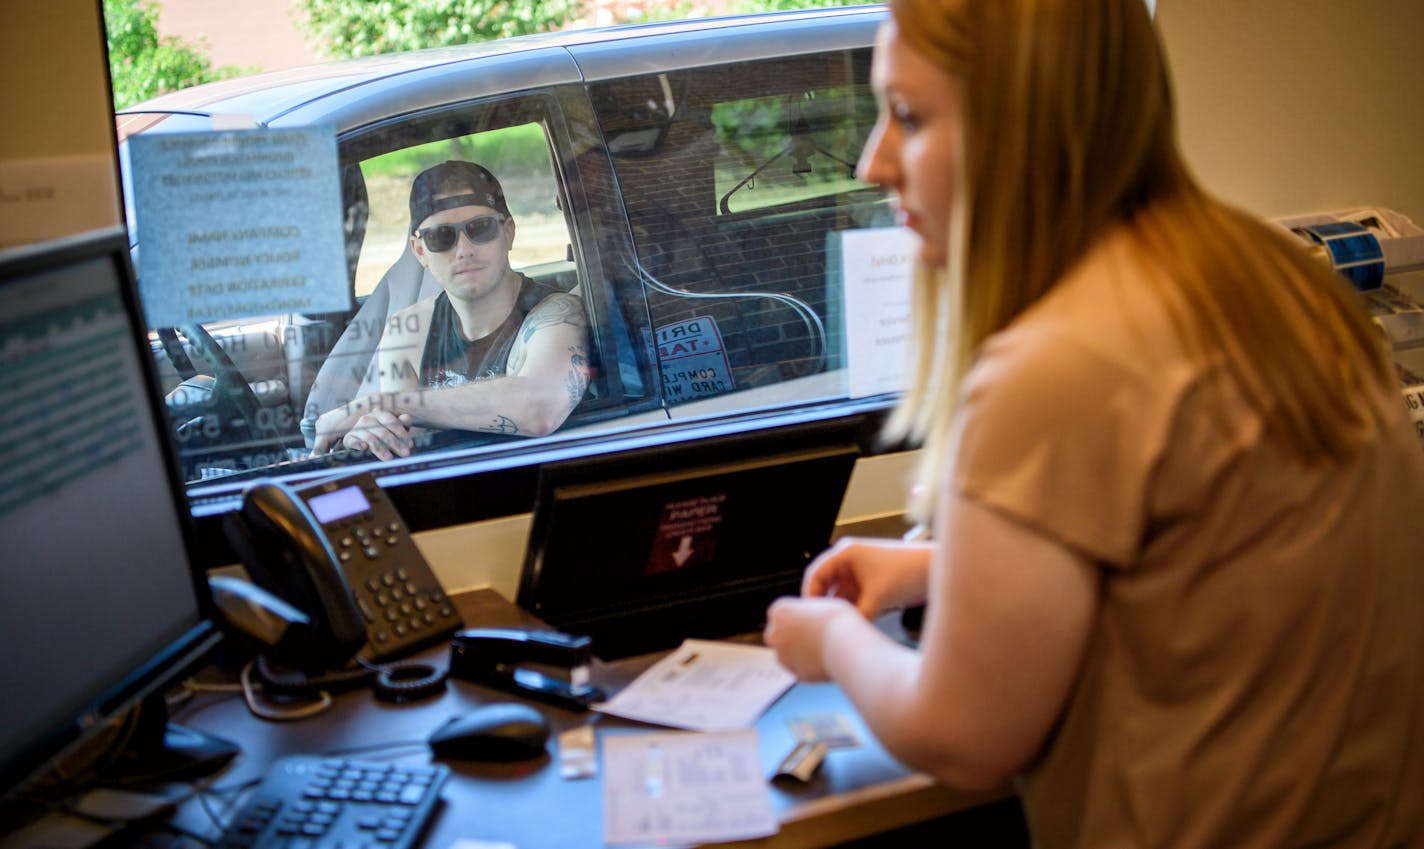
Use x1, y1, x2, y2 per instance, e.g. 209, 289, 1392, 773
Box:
352, 563, 459, 659
317, 486, 462, 661
335, 521, 404, 562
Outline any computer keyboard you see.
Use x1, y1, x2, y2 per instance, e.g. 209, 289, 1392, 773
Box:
216, 755, 448, 849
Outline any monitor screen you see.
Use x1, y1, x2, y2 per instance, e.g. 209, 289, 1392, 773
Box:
518, 426, 860, 658
0, 228, 228, 795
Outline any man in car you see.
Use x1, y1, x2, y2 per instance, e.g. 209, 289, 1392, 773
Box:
310, 161, 590, 460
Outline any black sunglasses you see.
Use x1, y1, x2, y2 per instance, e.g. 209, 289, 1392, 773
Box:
415, 213, 506, 252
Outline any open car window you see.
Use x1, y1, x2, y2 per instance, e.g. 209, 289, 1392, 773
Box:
351, 124, 569, 300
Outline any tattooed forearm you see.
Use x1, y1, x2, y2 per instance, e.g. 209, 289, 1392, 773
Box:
473, 415, 519, 435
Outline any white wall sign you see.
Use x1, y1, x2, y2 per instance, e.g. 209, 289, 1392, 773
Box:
0, 155, 121, 250
129, 127, 350, 327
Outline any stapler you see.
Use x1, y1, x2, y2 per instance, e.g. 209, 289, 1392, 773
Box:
448, 628, 605, 710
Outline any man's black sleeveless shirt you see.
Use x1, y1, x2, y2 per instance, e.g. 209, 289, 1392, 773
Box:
418, 273, 559, 388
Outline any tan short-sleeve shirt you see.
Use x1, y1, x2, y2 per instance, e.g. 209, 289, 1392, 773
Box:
951, 229, 1424, 848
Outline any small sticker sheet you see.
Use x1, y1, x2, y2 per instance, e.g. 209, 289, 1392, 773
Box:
557, 725, 597, 780
787, 712, 862, 749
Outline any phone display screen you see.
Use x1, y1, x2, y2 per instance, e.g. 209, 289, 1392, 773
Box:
308, 485, 370, 524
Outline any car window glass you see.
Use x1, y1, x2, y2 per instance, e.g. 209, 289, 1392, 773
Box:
713, 88, 868, 216
119, 34, 897, 515
590, 48, 891, 407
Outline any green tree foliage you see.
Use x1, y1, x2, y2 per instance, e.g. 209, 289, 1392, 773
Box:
104, 0, 245, 110
629, 0, 866, 24
297, 0, 588, 59
727, 0, 866, 11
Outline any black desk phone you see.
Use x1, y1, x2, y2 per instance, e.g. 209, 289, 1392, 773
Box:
224, 471, 463, 671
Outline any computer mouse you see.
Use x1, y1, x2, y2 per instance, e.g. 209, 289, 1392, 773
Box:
427, 702, 551, 762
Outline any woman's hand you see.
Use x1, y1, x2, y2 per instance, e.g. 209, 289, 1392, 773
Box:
763, 537, 932, 682
763, 595, 861, 681
801, 536, 934, 619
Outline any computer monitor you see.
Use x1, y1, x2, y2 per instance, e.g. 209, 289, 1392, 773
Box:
0, 228, 236, 797
518, 423, 860, 658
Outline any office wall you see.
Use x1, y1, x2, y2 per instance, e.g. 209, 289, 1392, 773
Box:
1159, 0, 1424, 221
0, 0, 122, 249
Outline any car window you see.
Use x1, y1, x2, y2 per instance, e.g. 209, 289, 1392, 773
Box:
713, 88, 870, 216
142, 93, 593, 485
298, 94, 603, 459
590, 47, 891, 406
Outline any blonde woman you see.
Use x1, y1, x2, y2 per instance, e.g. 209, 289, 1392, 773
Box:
763, 1, 1424, 846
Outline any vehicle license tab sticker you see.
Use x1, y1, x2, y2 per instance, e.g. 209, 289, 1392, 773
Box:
129, 127, 351, 327
656, 315, 735, 404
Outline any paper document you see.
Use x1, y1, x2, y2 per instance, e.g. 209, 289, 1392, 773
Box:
593, 639, 795, 731
602, 729, 777, 845
837, 226, 916, 398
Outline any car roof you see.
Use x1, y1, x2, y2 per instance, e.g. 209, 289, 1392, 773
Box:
116, 6, 886, 141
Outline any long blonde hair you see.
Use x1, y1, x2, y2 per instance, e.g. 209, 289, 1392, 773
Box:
886, 0, 1395, 521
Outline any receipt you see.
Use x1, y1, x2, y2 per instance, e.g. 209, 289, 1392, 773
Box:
602, 729, 777, 845
593, 639, 796, 731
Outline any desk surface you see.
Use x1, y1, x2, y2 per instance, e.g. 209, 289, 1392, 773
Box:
13, 590, 1002, 849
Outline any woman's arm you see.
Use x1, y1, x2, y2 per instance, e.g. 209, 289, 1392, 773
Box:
768, 491, 1098, 790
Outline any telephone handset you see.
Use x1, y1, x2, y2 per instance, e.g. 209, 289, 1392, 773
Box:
223, 471, 463, 672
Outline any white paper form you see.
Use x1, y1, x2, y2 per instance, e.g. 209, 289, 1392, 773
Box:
838, 226, 917, 398
593, 639, 795, 731
602, 729, 777, 846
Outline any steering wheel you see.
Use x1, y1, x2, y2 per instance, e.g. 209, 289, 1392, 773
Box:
157, 324, 265, 439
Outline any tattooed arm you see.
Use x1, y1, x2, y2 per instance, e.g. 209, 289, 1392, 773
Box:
312, 293, 589, 458
494, 290, 592, 433
330, 292, 591, 457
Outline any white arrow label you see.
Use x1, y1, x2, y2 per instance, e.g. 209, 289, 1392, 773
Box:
672, 535, 695, 567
